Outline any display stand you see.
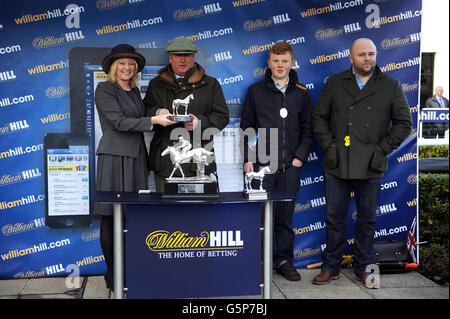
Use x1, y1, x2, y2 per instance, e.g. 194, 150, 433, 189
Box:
94, 191, 295, 299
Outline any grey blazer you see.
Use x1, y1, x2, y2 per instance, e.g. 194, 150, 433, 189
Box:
94, 81, 153, 158
425, 95, 449, 108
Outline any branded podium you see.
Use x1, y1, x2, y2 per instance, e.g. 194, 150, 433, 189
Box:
94, 191, 295, 299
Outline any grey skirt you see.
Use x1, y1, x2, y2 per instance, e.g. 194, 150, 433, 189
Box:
94, 146, 148, 216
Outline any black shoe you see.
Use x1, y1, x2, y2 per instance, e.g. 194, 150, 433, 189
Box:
105, 275, 114, 291
276, 262, 301, 281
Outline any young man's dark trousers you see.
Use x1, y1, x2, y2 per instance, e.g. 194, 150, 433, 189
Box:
258, 165, 302, 268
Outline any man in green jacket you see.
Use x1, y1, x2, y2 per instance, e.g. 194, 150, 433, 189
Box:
143, 37, 229, 191
312, 38, 412, 288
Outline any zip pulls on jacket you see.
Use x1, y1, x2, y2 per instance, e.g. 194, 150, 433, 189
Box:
271, 75, 289, 172
282, 92, 286, 173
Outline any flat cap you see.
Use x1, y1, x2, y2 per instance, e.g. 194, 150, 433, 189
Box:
165, 36, 198, 54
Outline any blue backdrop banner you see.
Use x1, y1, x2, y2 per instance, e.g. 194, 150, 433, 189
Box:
1, 0, 420, 278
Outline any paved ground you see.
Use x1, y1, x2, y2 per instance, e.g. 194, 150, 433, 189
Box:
0, 269, 448, 299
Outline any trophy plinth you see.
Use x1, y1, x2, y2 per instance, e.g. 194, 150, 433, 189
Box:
243, 189, 269, 200
163, 177, 219, 199
172, 115, 191, 122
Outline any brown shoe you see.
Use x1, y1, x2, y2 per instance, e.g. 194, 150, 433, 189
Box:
312, 271, 340, 285
356, 274, 379, 289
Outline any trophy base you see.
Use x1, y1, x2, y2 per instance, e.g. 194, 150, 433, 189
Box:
243, 190, 269, 200
172, 115, 191, 122
163, 177, 219, 199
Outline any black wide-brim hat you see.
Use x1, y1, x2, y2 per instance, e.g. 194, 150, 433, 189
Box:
102, 44, 145, 74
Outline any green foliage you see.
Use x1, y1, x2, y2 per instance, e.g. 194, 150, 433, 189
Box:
419, 145, 449, 158
419, 244, 449, 282
418, 173, 449, 284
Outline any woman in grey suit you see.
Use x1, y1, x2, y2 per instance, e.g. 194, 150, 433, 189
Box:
94, 44, 175, 290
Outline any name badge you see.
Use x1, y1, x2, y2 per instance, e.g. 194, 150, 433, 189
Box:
280, 107, 288, 118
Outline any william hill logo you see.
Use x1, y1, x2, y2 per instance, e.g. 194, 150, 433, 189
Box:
173, 3, 222, 21
146, 230, 244, 252
32, 30, 84, 49
205, 50, 232, 64
244, 13, 290, 31
0, 70, 16, 82
315, 22, 361, 40
0, 168, 41, 186
46, 86, 70, 98
0, 120, 30, 135
96, 0, 144, 10
381, 33, 421, 50
402, 81, 418, 93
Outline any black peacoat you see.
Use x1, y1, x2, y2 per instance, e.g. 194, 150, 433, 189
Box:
312, 66, 412, 179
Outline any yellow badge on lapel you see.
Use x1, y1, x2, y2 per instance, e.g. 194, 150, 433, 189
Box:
344, 136, 350, 147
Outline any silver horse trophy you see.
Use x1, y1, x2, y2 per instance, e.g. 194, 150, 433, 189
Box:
243, 166, 271, 199
161, 136, 218, 198
172, 94, 194, 122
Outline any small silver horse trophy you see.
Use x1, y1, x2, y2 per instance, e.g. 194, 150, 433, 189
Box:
244, 166, 271, 192
172, 94, 194, 122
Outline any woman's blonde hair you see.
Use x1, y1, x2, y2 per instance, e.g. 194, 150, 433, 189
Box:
107, 58, 139, 88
